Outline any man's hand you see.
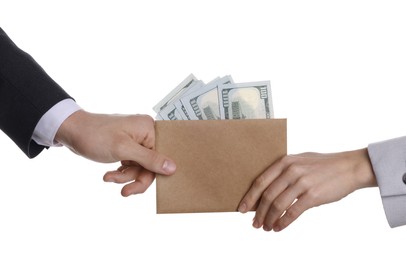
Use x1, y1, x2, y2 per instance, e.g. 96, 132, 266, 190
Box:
55, 110, 176, 196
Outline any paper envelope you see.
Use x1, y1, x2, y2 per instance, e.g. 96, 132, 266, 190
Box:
155, 119, 287, 213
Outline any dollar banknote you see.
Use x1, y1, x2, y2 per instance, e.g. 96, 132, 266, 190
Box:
180, 76, 233, 120
173, 80, 205, 120
153, 74, 274, 120
157, 80, 204, 120
218, 81, 274, 119
158, 103, 184, 120
153, 74, 197, 113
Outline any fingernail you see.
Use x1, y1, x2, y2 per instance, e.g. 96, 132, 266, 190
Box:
103, 174, 113, 182
273, 225, 281, 232
238, 202, 247, 213
253, 219, 260, 229
263, 225, 271, 232
162, 160, 176, 174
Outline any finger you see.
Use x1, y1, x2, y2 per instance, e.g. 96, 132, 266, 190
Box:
253, 176, 291, 229
141, 120, 155, 150
103, 166, 143, 184
254, 160, 308, 228
262, 182, 304, 231
134, 114, 156, 150
116, 141, 176, 176
238, 156, 291, 213
272, 194, 312, 232
121, 171, 155, 197
121, 160, 139, 167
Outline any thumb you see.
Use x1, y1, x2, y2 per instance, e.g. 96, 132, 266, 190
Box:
118, 142, 176, 175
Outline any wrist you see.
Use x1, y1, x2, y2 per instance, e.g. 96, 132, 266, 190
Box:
349, 148, 377, 190
55, 109, 88, 150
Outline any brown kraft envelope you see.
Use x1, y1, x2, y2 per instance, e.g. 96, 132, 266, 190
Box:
155, 119, 287, 214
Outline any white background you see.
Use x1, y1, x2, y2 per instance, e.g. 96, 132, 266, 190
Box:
1, 0, 406, 259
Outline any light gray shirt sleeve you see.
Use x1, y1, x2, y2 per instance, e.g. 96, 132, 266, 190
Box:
368, 136, 406, 228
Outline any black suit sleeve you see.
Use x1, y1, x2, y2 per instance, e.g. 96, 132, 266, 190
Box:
0, 27, 72, 158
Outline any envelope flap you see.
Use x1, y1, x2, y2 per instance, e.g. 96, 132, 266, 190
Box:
156, 119, 287, 213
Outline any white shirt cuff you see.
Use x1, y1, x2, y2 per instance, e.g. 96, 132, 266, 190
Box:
32, 99, 81, 147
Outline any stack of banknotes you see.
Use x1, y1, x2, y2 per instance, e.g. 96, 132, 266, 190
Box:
153, 74, 274, 120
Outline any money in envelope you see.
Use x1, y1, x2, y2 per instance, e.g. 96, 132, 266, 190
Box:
153, 74, 287, 213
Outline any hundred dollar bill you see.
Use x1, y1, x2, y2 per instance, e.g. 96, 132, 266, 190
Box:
158, 103, 184, 120
153, 74, 197, 113
180, 75, 234, 120
157, 80, 204, 120
218, 81, 274, 119
173, 80, 205, 120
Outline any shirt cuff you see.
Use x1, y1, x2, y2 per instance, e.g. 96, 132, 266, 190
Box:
32, 98, 82, 147
368, 136, 406, 228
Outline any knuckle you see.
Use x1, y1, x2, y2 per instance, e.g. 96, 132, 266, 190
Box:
139, 115, 154, 127
129, 114, 154, 129
253, 175, 266, 189
140, 114, 154, 123
148, 151, 164, 169
271, 199, 285, 213
125, 114, 140, 124
280, 155, 293, 165
286, 164, 302, 177
284, 206, 300, 221
262, 189, 275, 203
297, 176, 311, 189
307, 189, 321, 202
150, 151, 162, 164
